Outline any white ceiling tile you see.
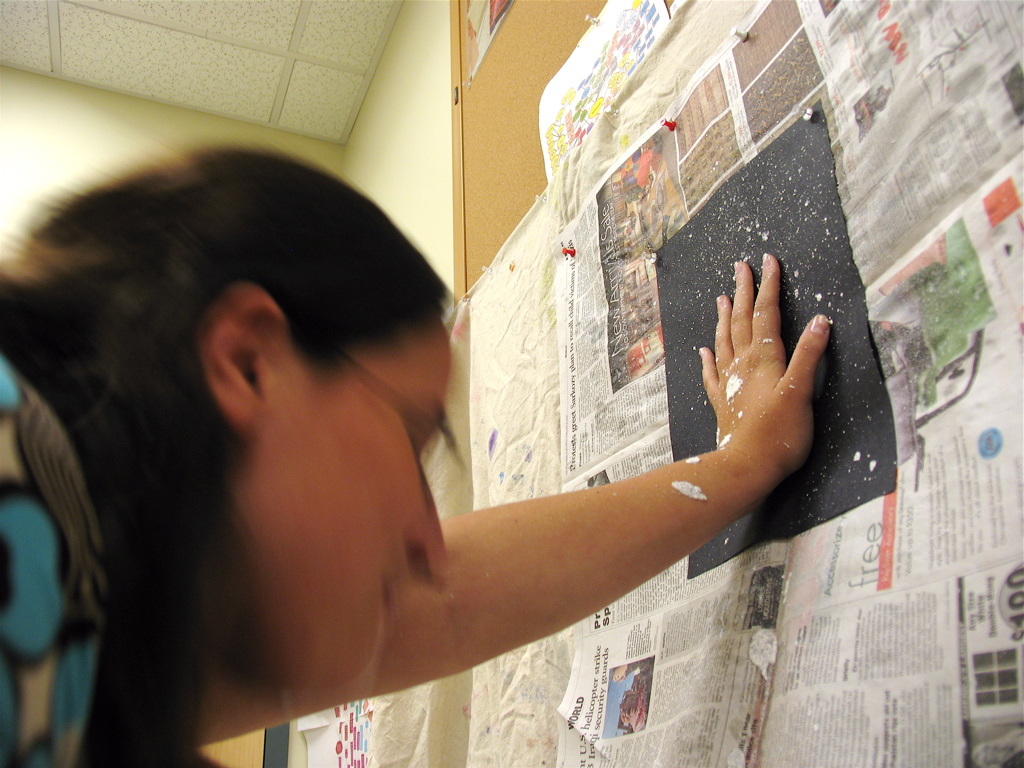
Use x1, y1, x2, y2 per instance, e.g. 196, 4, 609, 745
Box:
196, 0, 300, 48
299, 0, 393, 70
0, 0, 399, 143
87, 0, 301, 49
278, 60, 361, 140
59, 2, 282, 121
0, 1, 52, 71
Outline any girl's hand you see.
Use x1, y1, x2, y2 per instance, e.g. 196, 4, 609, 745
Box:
700, 253, 831, 486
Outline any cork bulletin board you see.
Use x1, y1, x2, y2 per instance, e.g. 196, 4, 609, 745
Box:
451, 0, 605, 297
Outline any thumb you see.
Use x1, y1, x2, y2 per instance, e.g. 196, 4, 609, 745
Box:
780, 315, 831, 395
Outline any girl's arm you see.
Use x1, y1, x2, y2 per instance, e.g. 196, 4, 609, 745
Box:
375, 254, 830, 692
198, 254, 830, 741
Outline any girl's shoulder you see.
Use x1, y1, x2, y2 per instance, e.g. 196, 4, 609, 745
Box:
1, 352, 104, 768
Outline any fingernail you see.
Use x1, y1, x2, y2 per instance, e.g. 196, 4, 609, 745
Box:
811, 314, 832, 333
734, 261, 741, 278
763, 253, 773, 269
718, 295, 729, 309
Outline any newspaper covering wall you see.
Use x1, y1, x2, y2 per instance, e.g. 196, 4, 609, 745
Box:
804, 0, 1024, 286
555, 122, 682, 486
554, 1, 1022, 766
759, 162, 1024, 768
556, 512, 789, 768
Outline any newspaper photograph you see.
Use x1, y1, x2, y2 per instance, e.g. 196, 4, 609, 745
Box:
865, 161, 1023, 589
555, 122, 689, 485
556, 541, 789, 768
757, 161, 1023, 768
554, 158, 1022, 768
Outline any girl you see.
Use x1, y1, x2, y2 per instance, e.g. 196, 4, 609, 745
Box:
0, 148, 829, 767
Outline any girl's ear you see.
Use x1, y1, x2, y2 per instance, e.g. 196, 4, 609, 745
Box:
198, 282, 290, 436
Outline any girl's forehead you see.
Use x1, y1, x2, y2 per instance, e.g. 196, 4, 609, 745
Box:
343, 317, 451, 401
350, 316, 450, 366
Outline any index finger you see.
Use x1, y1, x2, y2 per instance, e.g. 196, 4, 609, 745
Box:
780, 314, 831, 395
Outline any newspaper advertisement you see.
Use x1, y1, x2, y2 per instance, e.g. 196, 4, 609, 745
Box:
761, 547, 1024, 768
758, 162, 1024, 768
554, 0, 1022, 766
864, 162, 1024, 591
553, 0, 1023, 525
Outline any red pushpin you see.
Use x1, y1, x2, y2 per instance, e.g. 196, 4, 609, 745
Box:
661, 119, 677, 131
562, 247, 577, 257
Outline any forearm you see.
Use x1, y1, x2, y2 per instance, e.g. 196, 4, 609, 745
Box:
198, 447, 767, 743
198, 445, 778, 740
373, 445, 774, 695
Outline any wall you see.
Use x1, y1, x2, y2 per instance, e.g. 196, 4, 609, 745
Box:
454, 0, 604, 292
0, 0, 455, 289
338, 0, 454, 292
0, 65, 348, 249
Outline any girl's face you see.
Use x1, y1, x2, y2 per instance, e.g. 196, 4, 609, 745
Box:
223, 314, 452, 703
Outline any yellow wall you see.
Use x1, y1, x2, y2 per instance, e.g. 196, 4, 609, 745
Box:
0, 66, 348, 248
1, 7, 456, 292
0, 2, 454, 288
339, 0, 455, 291
201, 731, 265, 768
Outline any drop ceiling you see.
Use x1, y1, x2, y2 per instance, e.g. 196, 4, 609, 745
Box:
0, 0, 403, 144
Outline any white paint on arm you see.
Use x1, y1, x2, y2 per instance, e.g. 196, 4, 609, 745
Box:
671, 480, 707, 501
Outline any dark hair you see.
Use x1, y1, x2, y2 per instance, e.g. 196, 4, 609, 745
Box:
0, 147, 448, 767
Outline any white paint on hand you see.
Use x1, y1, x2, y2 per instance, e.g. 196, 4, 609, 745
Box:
719, 433, 732, 448
672, 480, 707, 500
685, 456, 701, 464
726, 374, 743, 403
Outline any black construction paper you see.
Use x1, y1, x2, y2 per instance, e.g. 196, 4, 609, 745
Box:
657, 103, 897, 578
